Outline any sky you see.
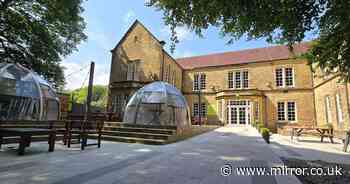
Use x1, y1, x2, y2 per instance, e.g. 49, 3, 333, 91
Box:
62, 0, 317, 90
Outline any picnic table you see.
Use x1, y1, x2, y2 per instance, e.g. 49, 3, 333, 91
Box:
290, 126, 334, 143
0, 128, 56, 155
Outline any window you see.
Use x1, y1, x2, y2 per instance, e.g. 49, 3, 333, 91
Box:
243, 71, 249, 88
228, 72, 234, 88
193, 103, 206, 117
228, 70, 249, 89
193, 103, 199, 117
112, 95, 122, 112
325, 96, 332, 123
235, 71, 241, 88
277, 101, 297, 122
287, 102, 296, 121
127, 63, 135, 81
255, 102, 260, 121
285, 68, 294, 86
201, 103, 207, 117
123, 95, 129, 109
193, 73, 206, 90
277, 102, 285, 121
126, 61, 139, 81
336, 94, 344, 123
194, 74, 199, 90
275, 67, 294, 87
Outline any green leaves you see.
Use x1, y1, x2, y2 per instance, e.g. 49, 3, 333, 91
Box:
0, 0, 87, 88
147, 0, 350, 80
70, 85, 108, 108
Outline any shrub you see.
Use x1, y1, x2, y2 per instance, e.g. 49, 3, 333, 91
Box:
261, 128, 270, 144
257, 123, 264, 132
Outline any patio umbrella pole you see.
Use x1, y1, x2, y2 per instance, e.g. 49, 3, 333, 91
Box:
85, 61, 95, 121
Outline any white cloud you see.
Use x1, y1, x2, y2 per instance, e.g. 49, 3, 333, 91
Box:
61, 61, 110, 90
161, 26, 193, 42
123, 10, 136, 24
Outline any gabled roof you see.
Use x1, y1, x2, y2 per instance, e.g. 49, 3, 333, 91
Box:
111, 20, 184, 69
175, 42, 311, 70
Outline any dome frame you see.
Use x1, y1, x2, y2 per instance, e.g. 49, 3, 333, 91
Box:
123, 81, 191, 130
0, 63, 60, 120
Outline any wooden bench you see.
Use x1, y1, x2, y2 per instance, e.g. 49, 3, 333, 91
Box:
0, 120, 67, 144
290, 125, 334, 143
0, 128, 56, 155
66, 120, 103, 150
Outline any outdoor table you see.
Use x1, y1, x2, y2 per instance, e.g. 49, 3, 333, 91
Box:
0, 128, 56, 155
290, 126, 334, 143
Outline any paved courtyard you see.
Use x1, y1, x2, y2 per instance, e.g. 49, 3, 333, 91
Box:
269, 133, 350, 164
0, 127, 300, 184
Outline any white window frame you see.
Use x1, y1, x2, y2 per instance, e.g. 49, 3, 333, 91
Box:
325, 96, 332, 124
277, 102, 286, 121
193, 103, 206, 117
277, 101, 297, 123
228, 72, 234, 89
201, 103, 207, 117
275, 67, 295, 88
228, 70, 249, 89
193, 73, 206, 91
335, 94, 343, 123
193, 103, 199, 117
193, 74, 199, 91
255, 102, 260, 122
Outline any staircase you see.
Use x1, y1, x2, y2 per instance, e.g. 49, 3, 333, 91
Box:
96, 122, 177, 145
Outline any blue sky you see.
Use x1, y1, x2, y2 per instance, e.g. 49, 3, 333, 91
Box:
62, 0, 316, 90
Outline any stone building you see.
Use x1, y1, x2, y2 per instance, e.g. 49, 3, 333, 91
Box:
108, 20, 349, 132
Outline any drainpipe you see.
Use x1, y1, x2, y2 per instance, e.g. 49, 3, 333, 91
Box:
159, 41, 166, 81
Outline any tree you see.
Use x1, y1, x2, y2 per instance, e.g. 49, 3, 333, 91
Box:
0, 0, 87, 88
147, 0, 350, 80
70, 85, 108, 108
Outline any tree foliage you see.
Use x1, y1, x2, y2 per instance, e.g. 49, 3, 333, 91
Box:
147, 0, 350, 80
0, 0, 87, 88
70, 85, 108, 108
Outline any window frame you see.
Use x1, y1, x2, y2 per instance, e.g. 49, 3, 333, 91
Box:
335, 93, 343, 123
193, 73, 206, 91
275, 67, 295, 88
228, 70, 249, 89
325, 96, 332, 124
193, 103, 206, 117
277, 101, 297, 123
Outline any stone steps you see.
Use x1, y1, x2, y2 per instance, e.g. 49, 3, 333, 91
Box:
102, 130, 171, 140
89, 134, 167, 145
103, 126, 175, 135
99, 122, 177, 145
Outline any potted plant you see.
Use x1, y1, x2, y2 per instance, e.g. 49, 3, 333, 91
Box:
261, 128, 270, 144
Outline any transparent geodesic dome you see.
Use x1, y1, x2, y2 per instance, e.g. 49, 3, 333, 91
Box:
0, 63, 60, 120
123, 81, 191, 129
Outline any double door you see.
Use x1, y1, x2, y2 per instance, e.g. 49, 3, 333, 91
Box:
228, 100, 251, 125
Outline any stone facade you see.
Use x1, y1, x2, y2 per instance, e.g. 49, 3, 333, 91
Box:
313, 68, 350, 133
108, 20, 349, 131
108, 21, 182, 120
182, 59, 315, 129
